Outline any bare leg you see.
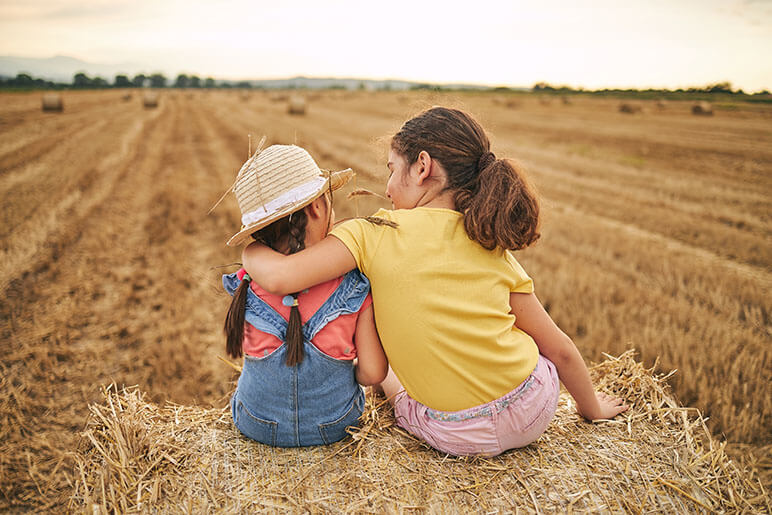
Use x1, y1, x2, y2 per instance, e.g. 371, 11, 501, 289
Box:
379, 366, 405, 406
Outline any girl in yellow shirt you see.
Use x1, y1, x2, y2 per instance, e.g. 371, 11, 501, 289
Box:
242, 107, 628, 456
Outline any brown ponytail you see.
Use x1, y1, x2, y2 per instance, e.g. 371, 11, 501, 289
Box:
391, 107, 540, 251
223, 209, 309, 365
224, 276, 250, 358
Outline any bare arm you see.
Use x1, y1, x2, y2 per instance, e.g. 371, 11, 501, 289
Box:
352, 304, 388, 385
242, 235, 357, 295
510, 292, 628, 421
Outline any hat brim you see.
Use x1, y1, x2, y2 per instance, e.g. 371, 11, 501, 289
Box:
226, 168, 354, 246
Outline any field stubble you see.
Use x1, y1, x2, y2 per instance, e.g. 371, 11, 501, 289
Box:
0, 89, 770, 509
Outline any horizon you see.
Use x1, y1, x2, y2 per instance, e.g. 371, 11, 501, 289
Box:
3, 55, 766, 93
2, 1, 771, 92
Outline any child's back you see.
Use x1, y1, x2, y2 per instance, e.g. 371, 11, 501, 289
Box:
225, 269, 372, 447
332, 206, 537, 412
219, 144, 387, 448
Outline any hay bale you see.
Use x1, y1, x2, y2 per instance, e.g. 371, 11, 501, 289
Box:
121, 93, 132, 102
288, 95, 306, 115
494, 97, 520, 109
41, 93, 63, 112
539, 96, 552, 106
561, 95, 572, 105
692, 101, 714, 116
142, 91, 159, 109
655, 99, 667, 110
619, 102, 643, 114
69, 352, 767, 512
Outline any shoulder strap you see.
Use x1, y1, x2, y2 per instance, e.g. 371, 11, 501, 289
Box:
222, 272, 287, 341
302, 270, 371, 341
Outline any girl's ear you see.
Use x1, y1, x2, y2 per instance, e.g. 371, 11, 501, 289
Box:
306, 196, 327, 220
415, 150, 433, 185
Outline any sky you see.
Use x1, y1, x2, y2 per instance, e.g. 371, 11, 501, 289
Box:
1, 0, 771, 91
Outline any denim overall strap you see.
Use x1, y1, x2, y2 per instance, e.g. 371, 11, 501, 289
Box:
222, 273, 287, 341
303, 269, 370, 341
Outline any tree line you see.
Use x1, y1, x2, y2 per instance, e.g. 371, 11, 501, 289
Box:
532, 81, 770, 97
1, 72, 769, 99
0, 72, 256, 90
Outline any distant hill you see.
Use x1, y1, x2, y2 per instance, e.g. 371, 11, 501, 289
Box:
0, 55, 525, 90
0, 54, 524, 91
236, 77, 498, 91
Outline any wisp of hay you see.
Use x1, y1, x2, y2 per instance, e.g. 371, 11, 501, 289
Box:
347, 188, 388, 201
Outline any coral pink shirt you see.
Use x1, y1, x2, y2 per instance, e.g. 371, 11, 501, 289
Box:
237, 268, 372, 360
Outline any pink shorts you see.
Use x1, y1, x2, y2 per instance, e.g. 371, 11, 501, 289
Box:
393, 355, 559, 457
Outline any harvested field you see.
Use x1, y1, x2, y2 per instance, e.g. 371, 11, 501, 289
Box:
1, 89, 770, 510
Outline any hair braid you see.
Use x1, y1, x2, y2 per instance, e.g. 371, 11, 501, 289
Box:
224, 208, 310, 366
287, 211, 308, 254
284, 209, 308, 367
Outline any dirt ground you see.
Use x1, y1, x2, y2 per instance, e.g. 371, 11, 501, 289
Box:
1, 89, 770, 510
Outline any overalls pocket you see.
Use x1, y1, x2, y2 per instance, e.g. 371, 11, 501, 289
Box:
318, 397, 363, 445
234, 399, 278, 447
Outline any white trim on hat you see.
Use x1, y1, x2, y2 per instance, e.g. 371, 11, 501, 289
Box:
240, 176, 327, 226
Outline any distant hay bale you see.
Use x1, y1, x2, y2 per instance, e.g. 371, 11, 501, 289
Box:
270, 93, 289, 102
494, 97, 519, 109
41, 93, 63, 112
142, 91, 159, 109
655, 99, 667, 110
692, 101, 714, 116
239, 91, 251, 101
539, 96, 552, 106
69, 352, 767, 512
288, 95, 306, 115
619, 102, 643, 114
561, 96, 572, 105
121, 93, 132, 102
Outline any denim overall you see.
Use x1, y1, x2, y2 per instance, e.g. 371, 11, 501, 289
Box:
222, 270, 370, 447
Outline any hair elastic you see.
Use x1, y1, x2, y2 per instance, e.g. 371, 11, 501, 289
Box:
282, 295, 299, 307
242, 273, 251, 282
478, 151, 496, 170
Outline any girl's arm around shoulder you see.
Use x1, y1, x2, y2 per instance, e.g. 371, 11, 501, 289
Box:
509, 292, 629, 421
242, 236, 357, 295
352, 304, 388, 386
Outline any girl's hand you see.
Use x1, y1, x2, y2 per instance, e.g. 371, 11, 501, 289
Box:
579, 392, 629, 421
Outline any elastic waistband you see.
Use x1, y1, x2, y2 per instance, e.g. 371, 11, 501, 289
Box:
426, 362, 539, 423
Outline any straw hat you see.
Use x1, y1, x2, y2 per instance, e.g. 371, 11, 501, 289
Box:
226, 144, 353, 246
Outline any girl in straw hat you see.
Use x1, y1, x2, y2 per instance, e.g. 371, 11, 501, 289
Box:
221, 144, 387, 447
241, 108, 627, 457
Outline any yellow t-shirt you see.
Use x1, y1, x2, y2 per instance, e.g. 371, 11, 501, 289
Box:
330, 207, 539, 411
